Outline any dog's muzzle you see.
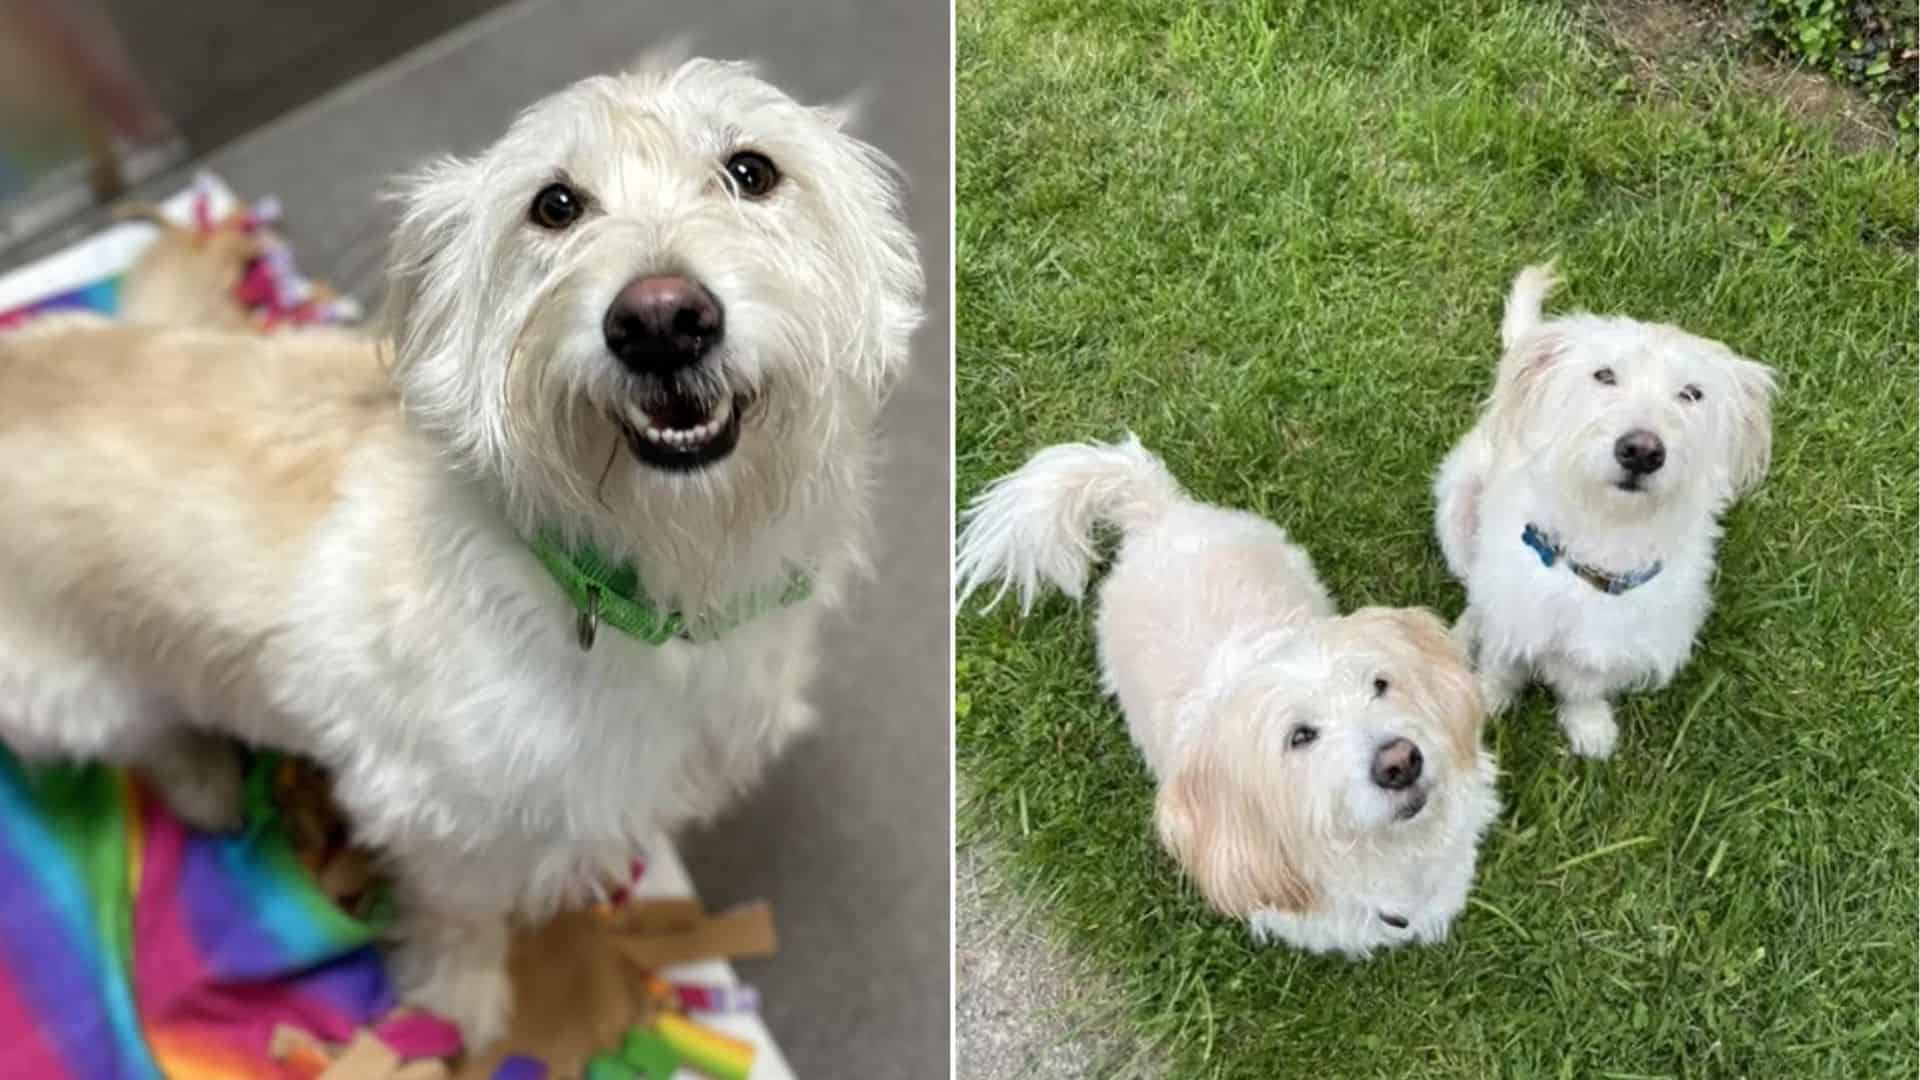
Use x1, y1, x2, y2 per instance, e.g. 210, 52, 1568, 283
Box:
603, 274, 747, 471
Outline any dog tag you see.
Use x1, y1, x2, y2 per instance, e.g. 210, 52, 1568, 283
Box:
577, 586, 601, 651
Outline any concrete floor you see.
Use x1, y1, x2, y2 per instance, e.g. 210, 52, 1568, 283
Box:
955, 838, 1161, 1080
9, 0, 952, 1074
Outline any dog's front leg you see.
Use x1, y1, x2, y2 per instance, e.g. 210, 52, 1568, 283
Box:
661, 685, 818, 831
1465, 621, 1529, 717
1539, 661, 1619, 760
1478, 658, 1529, 716
659, 617, 823, 830
138, 727, 247, 832
384, 878, 513, 1050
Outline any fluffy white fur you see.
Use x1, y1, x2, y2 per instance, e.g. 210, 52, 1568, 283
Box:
956, 436, 1500, 956
1434, 264, 1775, 759
0, 57, 920, 1046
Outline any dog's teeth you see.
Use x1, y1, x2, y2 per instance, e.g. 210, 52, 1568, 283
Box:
626, 401, 733, 452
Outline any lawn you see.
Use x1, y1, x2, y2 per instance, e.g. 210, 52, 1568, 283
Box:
953, 1, 1918, 1077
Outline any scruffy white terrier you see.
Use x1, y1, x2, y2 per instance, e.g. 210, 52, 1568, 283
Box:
1434, 264, 1775, 759
0, 57, 920, 1045
957, 437, 1500, 955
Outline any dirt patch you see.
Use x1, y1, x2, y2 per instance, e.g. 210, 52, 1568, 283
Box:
1582, 0, 1896, 152
1593, 0, 1737, 60
955, 839, 1162, 1079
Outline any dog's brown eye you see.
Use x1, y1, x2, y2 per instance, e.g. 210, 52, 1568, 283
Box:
1288, 724, 1319, 749
1679, 384, 1703, 403
1373, 677, 1390, 697
724, 151, 780, 198
530, 183, 583, 230
1593, 368, 1616, 385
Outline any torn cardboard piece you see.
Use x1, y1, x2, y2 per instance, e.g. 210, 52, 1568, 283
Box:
455, 900, 776, 1080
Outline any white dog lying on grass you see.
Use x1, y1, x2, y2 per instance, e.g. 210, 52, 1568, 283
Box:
1434, 264, 1776, 759
958, 436, 1499, 956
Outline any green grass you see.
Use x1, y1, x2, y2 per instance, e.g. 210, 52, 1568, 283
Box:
954, 2, 1918, 1076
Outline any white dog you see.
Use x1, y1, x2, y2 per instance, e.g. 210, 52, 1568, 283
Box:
957, 437, 1499, 956
0, 58, 920, 1045
1434, 264, 1775, 759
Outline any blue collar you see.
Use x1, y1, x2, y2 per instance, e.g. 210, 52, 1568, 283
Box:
1520, 524, 1662, 596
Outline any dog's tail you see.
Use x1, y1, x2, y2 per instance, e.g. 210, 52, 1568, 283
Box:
955, 433, 1184, 613
1500, 262, 1558, 352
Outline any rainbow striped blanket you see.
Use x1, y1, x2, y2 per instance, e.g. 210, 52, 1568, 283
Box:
0, 751, 394, 1079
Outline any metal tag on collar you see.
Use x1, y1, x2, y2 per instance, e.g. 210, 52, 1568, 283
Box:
577, 584, 601, 651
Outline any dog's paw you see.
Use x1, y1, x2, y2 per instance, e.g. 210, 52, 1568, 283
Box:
144, 737, 245, 832
1558, 701, 1618, 760
389, 934, 513, 1051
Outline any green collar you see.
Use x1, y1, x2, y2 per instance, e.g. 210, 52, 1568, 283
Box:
526, 531, 811, 650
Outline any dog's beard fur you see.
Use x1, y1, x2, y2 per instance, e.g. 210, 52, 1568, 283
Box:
382, 58, 922, 609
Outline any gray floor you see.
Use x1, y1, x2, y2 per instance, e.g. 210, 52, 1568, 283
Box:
103, 0, 513, 153
10, 0, 951, 1074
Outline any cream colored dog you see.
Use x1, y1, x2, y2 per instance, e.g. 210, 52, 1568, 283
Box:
1434, 265, 1775, 759
0, 57, 920, 1045
957, 436, 1499, 955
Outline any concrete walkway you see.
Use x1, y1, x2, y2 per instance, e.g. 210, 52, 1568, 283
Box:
956, 823, 1160, 1079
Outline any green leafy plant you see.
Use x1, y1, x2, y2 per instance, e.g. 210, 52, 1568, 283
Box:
1752, 0, 1918, 135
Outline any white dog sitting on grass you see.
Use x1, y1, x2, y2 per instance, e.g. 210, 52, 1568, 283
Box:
1434, 264, 1776, 759
959, 436, 1500, 956
0, 57, 921, 1044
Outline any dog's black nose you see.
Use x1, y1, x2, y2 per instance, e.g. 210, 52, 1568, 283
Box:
1613, 429, 1666, 475
1371, 738, 1423, 791
604, 275, 723, 376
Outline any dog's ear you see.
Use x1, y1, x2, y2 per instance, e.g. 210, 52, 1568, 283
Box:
828, 134, 922, 400
1155, 740, 1315, 918
381, 156, 481, 375
1486, 262, 1563, 437
814, 89, 870, 132
1721, 351, 1777, 499
625, 36, 698, 80
1485, 329, 1564, 443
1500, 261, 1558, 354
1348, 607, 1485, 764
